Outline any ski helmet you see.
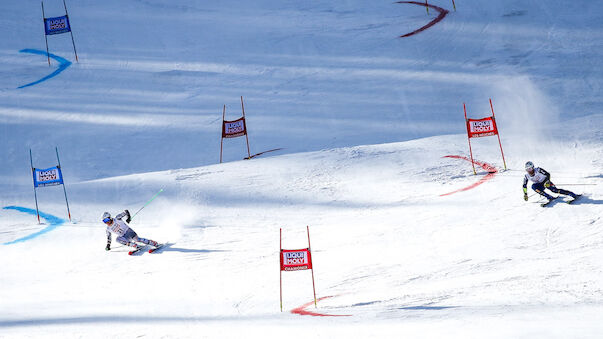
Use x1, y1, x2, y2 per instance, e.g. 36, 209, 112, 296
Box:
525, 161, 535, 171
102, 212, 111, 223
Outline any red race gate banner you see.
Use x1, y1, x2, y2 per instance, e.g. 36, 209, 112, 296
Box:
280, 227, 318, 311
466, 116, 498, 138
281, 248, 313, 271
462, 99, 507, 174
222, 117, 247, 138
219, 96, 251, 163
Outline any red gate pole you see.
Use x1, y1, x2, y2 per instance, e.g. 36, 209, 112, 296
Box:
425, 0, 429, 14
280, 228, 283, 312
307, 226, 317, 308
464, 103, 477, 175
241, 96, 251, 159
489, 98, 507, 171
220, 105, 225, 163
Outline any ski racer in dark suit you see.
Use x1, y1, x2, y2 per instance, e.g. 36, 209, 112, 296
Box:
523, 161, 577, 202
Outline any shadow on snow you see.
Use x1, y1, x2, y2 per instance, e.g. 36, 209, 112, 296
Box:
0, 314, 264, 328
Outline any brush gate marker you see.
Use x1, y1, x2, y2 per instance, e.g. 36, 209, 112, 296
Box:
219, 96, 251, 163
30, 147, 72, 223
41, 0, 79, 65
280, 226, 318, 311
463, 98, 507, 174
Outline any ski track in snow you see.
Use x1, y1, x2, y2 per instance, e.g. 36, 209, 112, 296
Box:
439, 155, 498, 196
2, 206, 65, 245
17, 49, 72, 89
291, 295, 351, 317
397, 1, 450, 38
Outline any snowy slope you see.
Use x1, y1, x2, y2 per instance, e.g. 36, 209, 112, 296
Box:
2, 121, 602, 338
1, 0, 601, 179
1, 0, 602, 337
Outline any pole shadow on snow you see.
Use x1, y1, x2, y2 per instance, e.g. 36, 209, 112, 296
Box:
399, 305, 458, 310
584, 174, 603, 179
159, 243, 229, 254
110, 244, 227, 254
0, 314, 267, 328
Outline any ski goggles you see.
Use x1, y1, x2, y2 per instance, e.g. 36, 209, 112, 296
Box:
103, 217, 112, 223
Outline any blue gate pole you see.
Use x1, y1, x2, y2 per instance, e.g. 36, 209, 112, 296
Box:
41, 1, 51, 66
56, 147, 72, 222
30, 149, 41, 224
62, 0, 79, 62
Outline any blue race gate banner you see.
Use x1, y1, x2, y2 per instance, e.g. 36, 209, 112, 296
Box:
33, 166, 64, 187
40, 1, 79, 64
29, 147, 72, 223
44, 15, 71, 35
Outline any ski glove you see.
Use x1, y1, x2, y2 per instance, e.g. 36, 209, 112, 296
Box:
523, 187, 528, 201
105, 243, 111, 251
125, 209, 131, 223
544, 180, 552, 188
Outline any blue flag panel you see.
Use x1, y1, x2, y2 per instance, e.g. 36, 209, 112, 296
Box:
44, 15, 71, 35
33, 166, 64, 187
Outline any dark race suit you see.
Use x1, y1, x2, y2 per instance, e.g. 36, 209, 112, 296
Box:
523, 167, 576, 200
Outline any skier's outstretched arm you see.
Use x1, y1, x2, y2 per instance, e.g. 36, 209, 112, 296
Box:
523, 176, 528, 201
115, 210, 131, 223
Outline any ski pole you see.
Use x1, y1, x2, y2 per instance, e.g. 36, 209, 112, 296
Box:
131, 188, 164, 220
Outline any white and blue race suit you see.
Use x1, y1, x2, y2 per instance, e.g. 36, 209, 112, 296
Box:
106, 211, 157, 248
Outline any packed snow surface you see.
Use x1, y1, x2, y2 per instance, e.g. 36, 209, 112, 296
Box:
1, 0, 602, 337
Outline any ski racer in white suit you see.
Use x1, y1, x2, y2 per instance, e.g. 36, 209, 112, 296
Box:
103, 210, 159, 251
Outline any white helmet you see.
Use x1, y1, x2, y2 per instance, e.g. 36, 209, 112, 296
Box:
102, 212, 111, 223
525, 161, 535, 171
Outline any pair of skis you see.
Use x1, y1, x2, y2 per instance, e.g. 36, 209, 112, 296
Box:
128, 243, 164, 255
541, 194, 582, 207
